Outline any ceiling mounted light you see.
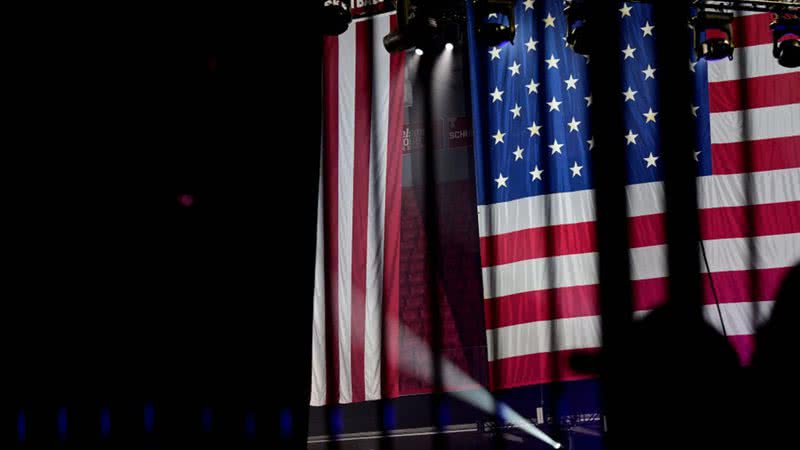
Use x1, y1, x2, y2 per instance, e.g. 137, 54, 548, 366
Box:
321, 0, 353, 36
477, 0, 516, 47
692, 11, 735, 61
771, 13, 800, 68
383, 14, 443, 54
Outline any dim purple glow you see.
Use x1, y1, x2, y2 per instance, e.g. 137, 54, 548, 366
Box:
178, 194, 195, 208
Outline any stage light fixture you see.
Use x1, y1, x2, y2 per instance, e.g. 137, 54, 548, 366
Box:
383, 28, 417, 53
414, 17, 446, 53
383, 15, 443, 54
321, 0, 352, 36
692, 11, 735, 61
415, 48, 424, 55
771, 13, 800, 68
394, 320, 563, 449
445, 42, 454, 50
477, 0, 516, 47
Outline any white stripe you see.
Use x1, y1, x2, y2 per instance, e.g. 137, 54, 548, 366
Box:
707, 43, 800, 82
486, 315, 601, 361
703, 232, 800, 272
483, 233, 800, 299
311, 173, 327, 407
698, 168, 800, 209
701, 300, 773, 336
630, 233, 800, 280
628, 168, 800, 216
625, 180, 664, 218
477, 189, 596, 237
710, 104, 800, 144
482, 251, 598, 299
479, 168, 800, 236
637, 301, 775, 336
488, 301, 774, 360
733, 9, 767, 17
337, 26, 356, 404
364, 15, 390, 402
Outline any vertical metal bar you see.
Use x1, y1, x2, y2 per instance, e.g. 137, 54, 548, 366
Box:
398, 0, 409, 28
651, 10, 742, 450
654, 1, 703, 322
585, 2, 634, 449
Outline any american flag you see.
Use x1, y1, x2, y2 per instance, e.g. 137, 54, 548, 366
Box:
311, 13, 406, 405
472, 0, 800, 391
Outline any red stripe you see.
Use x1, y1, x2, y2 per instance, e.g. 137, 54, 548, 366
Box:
630, 277, 668, 312
488, 349, 599, 391
732, 13, 774, 48
728, 334, 757, 366
628, 213, 666, 248
709, 73, 800, 113
629, 201, 800, 247
486, 334, 763, 390
485, 267, 789, 329
350, 21, 373, 403
632, 266, 791, 311
700, 201, 800, 240
485, 285, 600, 328
480, 221, 596, 267
322, 35, 340, 405
704, 29, 729, 42
711, 135, 800, 175
701, 266, 790, 304
382, 14, 404, 400
481, 201, 800, 268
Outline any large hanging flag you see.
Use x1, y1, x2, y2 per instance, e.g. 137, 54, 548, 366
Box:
468, 0, 800, 391
312, 12, 406, 405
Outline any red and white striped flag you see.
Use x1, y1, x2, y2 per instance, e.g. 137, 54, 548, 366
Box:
476, 5, 800, 391
699, 10, 800, 359
313, 5, 800, 404
311, 13, 406, 405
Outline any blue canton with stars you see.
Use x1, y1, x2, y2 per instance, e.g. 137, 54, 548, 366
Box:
468, 0, 712, 207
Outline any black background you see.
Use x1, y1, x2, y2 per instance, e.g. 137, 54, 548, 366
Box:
3, 4, 321, 448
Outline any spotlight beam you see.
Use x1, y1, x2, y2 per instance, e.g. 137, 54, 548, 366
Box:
394, 320, 563, 449
342, 293, 563, 448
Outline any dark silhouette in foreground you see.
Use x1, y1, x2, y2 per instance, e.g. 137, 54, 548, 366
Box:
619, 302, 742, 450
750, 262, 800, 449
